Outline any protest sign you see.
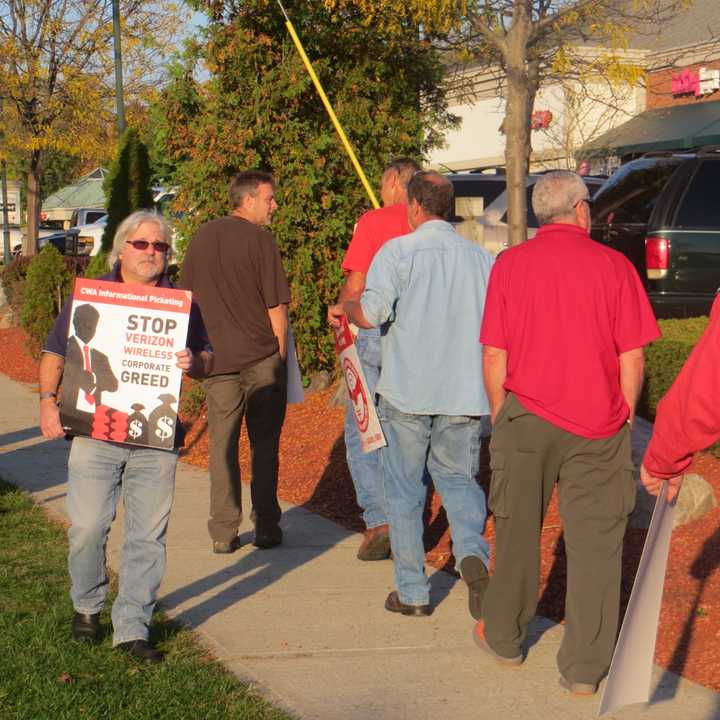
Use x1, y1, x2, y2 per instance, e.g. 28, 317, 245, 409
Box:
599, 482, 675, 716
286, 324, 304, 404
59, 278, 190, 450
333, 316, 385, 453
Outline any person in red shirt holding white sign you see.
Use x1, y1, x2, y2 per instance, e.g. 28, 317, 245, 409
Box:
328, 158, 420, 561
641, 294, 720, 501
476, 171, 659, 695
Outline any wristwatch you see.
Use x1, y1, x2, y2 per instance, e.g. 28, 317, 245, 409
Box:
39, 391, 57, 401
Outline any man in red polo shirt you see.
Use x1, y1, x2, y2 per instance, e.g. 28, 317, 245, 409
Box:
328, 157, 420, 561
474, 170, 659, 695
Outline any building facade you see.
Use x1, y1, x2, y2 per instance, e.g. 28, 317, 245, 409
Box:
430, 0, 720, 173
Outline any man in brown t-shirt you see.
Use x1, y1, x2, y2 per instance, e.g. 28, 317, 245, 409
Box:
181, 170, 291, 552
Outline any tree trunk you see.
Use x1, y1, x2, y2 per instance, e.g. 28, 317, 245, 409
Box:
503, 6, 539, 247
24, 150, 42, 256
504, 70, 531, 247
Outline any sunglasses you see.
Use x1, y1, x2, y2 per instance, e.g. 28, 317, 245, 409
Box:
126, 239, 171, 253
574, 197, 594, 208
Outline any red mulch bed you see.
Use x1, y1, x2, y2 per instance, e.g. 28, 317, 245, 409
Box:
0, 326, 43, 384
5, 324, 720, 691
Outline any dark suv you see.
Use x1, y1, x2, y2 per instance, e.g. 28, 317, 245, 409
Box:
591, 148, 720, 317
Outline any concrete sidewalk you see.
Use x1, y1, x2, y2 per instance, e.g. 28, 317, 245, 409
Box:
1, 373, 719, 720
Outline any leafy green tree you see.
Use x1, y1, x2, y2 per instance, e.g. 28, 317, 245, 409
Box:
152, 0, 456, 375
39, 152, 85, 204
20, 244, 72, 357
86, 128, 154, 277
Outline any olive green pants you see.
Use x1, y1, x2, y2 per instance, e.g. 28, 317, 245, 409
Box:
483, 394, 636, 685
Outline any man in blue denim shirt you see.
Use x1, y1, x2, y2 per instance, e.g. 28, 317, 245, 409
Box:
328, 158, 420, 561
329, 171, 494, 617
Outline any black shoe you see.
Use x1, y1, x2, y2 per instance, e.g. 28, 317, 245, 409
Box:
213, 536, 242, 554
384, 591, 432, 617
460, 555, 489, 620
253, 525, 283, 549
116, 639, 164, 664
71, 611, 101, 643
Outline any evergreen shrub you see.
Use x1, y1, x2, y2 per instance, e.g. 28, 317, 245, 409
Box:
642, 315, 709, 419
86, 127, 154, 277
20, 245, 72, 357
1, 257, 33, 321
179, 378, 206, 429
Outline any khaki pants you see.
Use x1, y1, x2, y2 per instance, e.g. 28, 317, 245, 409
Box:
204, 352, 287, 543
483, 394, 636, 685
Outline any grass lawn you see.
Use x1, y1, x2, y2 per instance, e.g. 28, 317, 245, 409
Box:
0, 479, 290, 720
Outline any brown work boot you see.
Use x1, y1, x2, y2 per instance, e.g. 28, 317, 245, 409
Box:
357, 524, 391, 561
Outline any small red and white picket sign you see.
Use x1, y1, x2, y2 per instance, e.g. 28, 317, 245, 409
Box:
333, 316, 386, 453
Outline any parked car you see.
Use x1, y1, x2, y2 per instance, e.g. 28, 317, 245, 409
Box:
39, 229, 83, 255
69, 207, 106, 228
447, 171, 604, 254
9, 224, 73, 258
590, 147, 720, 318
75, 215, 107, 256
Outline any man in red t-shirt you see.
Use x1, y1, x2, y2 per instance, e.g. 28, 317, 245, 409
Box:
474, 171, 659, 696
327, 158, 420, 561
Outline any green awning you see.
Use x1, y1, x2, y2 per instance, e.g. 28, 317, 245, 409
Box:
582, 102, 720, 157
42, 168, 108, 210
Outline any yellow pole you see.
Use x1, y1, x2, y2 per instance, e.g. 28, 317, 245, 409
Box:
282, 17, 380, 209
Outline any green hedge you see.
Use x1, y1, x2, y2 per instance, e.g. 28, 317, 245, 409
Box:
20, 245, 73, 357
1, 257, 33, 320
642, 315, 709, 419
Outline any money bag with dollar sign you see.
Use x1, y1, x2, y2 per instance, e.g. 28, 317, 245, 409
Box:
126, 403, 149, 446
148, 393, 178, 449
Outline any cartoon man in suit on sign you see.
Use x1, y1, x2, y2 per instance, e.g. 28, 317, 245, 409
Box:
61, 304, 118, 435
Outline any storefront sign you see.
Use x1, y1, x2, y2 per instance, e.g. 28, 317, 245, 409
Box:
699, 67, 720, 95
0, 185, 21, 224
530, 110, 553, 129
672, 67, 720, 97
499, 109, 553, 134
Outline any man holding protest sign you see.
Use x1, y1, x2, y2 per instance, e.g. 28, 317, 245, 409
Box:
641, 294, 720, 499
328, 157, 420, 561
39, 210, 213, 663
181, 171, 290, 554
329, 171, 494, 617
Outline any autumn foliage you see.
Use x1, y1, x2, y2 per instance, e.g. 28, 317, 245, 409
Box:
151, 0, 456, 377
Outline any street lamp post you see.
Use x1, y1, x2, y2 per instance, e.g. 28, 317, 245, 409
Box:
0, 96, 11, 264
112, 0, 126, 134
1, 161, 10, 265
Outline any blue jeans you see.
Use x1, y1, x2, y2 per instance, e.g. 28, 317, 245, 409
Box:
344, 329, 386, 529
377, 396, 490, 606
67, 436, 177, 646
